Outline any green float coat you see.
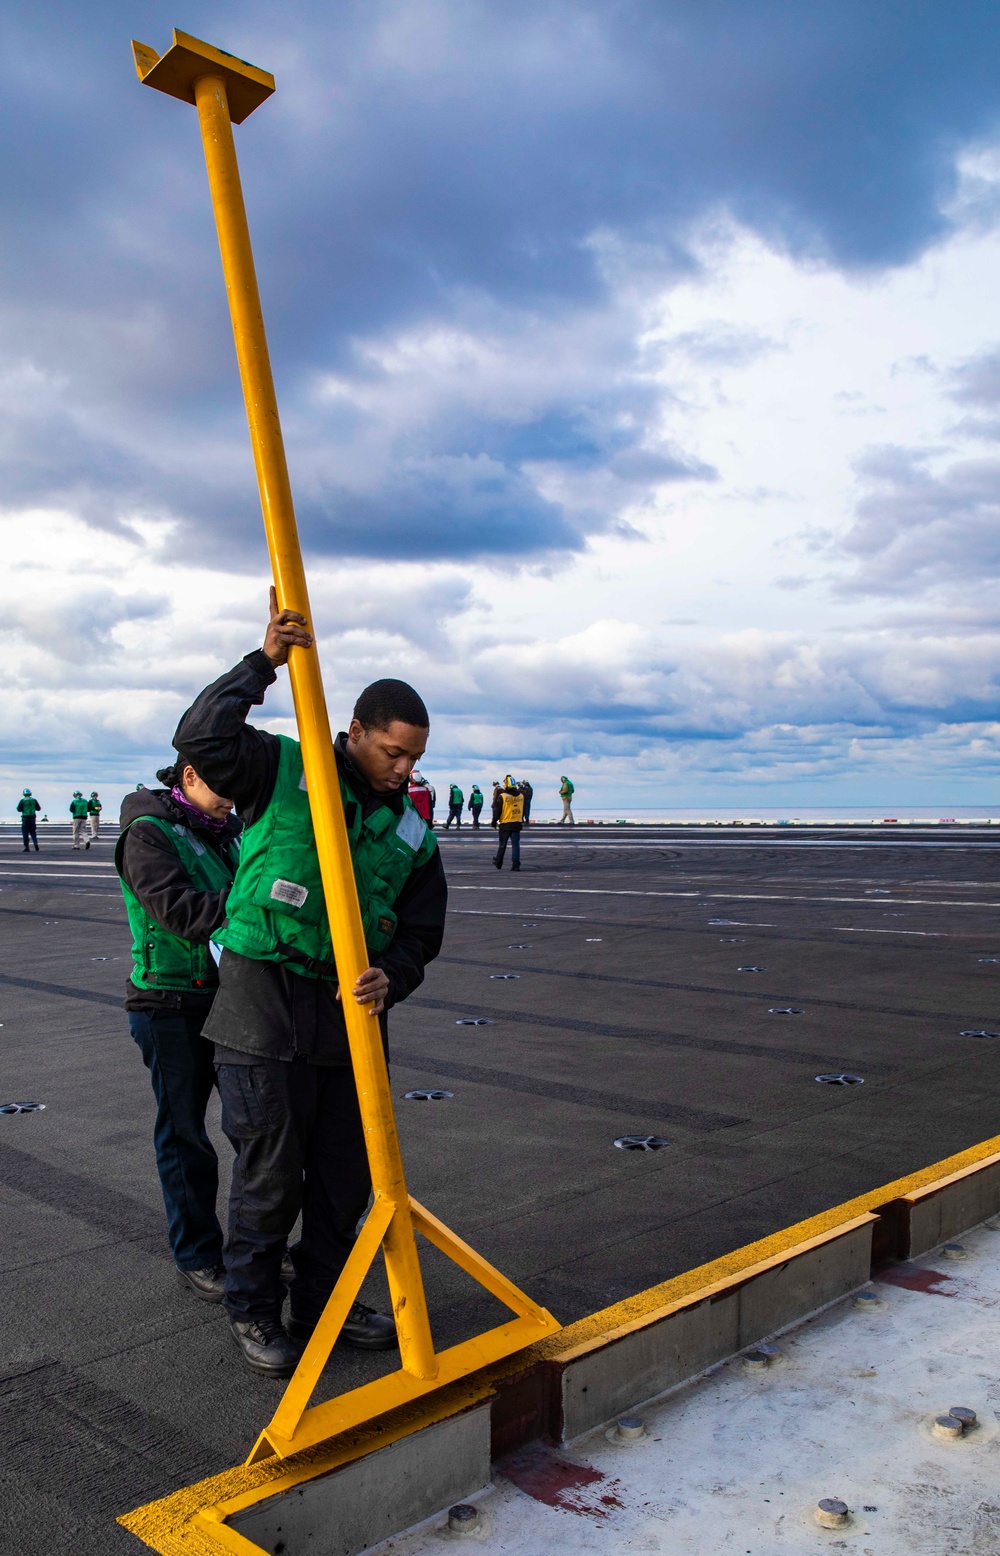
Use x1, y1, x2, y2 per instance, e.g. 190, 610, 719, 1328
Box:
216, 734, 437, 976
69, 796, 89, 818
116, 817, 240, 991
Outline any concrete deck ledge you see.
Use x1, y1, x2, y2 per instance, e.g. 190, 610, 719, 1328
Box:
231, 1404, 492, 1556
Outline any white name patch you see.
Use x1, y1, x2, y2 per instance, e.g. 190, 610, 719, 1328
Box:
270, 878, 309, 909
396, 808, 427, 852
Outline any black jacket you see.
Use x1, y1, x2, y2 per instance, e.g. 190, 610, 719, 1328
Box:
171, 651, 448, 1064
117, 787, 242, 1016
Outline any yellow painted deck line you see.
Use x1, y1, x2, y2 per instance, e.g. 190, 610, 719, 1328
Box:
549, 1213, 878, 1365
901, 1146, 1000, 1204
119, 1130, 1000, 1555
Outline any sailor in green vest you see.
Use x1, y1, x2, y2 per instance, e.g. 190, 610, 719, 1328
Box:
17, 789, 40, 852
115, 761, 242, 1304
172, 589, 448, 1378
446, 781, 464, 828
87, 790, 102, 843
69, 790, 89, 849
559, 774, 575, 825
468, 783, 484, 829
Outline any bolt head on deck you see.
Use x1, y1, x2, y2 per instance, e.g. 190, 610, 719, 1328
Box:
131, 29, 275, 122
942, 1242, 967, 1260
932, 1413, 964, 1439
815, 1498, 850, 1528
616, 1415, 646, 1441
447, 1503, 480, 1533
743, 1343, 779, 1371
949, 1406, 977, 1428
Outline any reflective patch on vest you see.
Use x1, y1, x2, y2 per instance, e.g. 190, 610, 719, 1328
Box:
395, 808, 426, 852
270, 878, 309, 909
299, 772, 308, 791
173, 824, 206, 856
378, 916, 395, 937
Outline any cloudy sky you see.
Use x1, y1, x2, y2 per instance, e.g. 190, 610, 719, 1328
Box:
5, 1, 1000, 816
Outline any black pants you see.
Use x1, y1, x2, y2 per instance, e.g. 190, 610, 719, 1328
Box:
130, 1010, 223, 1270
445, 803, 462, 828
216, 1058, 371, 1324
21, 816, 37, 850
495, 823, 521, 868
470, 804, 482, 828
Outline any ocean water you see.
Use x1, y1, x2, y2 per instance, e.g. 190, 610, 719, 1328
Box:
524, 805, 998, 825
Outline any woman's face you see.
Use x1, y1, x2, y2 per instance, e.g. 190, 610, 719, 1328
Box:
181, 765, 234, 821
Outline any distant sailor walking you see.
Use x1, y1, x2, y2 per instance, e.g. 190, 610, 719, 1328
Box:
519, 778, 533, 823
559, 775, 575, 826
17, 789, 40, 852
87, 791, 102, 842
115, 762, 242, 1303
70, 790, 89, 849
468, 784, 484, 828
446, 782, 464, 829
492, 774, 524, 871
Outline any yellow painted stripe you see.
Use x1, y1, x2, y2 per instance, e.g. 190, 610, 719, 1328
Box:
119, 1130, 1000, 1554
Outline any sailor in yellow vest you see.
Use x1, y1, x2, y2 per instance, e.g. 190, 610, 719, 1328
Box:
491, 774, 524, 871
172, 591, 447, 1378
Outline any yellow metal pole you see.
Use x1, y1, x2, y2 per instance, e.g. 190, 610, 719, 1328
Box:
191, 71, 436, 1380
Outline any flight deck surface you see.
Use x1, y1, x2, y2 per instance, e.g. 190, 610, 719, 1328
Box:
1, 822, 998, 1552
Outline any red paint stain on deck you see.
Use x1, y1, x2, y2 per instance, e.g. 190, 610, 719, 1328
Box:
876, 1262, 956, 1296
500, 1445, 625, 1519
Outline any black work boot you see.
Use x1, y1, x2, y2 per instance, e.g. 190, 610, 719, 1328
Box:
230, 1316, 300, 1377
287, 1301, 398, 1351
176, 1264, 226, 1303
492, 856, 502, 869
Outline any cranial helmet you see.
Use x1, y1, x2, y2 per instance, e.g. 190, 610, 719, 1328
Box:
22, 788, 30, 796
73, 790, 82, 797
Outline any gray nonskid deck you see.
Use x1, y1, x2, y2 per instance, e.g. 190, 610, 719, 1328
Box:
1, 824, 998, 1552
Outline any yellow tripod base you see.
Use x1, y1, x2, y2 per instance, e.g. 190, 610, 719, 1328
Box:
247, 1195, 560, 1464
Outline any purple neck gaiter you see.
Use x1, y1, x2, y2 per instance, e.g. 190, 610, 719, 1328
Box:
171, 785, 228, 834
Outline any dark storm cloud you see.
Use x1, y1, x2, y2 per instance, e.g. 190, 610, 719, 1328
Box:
3, 0, 1000, 557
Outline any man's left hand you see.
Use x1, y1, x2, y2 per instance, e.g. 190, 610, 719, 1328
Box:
337, 965, 390, 1017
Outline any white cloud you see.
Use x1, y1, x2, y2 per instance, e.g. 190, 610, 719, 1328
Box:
8, 142, 1000, 813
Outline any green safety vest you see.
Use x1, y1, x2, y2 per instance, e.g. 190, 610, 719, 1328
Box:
216, 734, 437, 976
88, 798, 102, 814
450, 785, 463, 805
561, 780, 574, 797
70, 797, 88, 818
115, 816, 240, 992
470, 789, 483, 805
18, 797, 39, 816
